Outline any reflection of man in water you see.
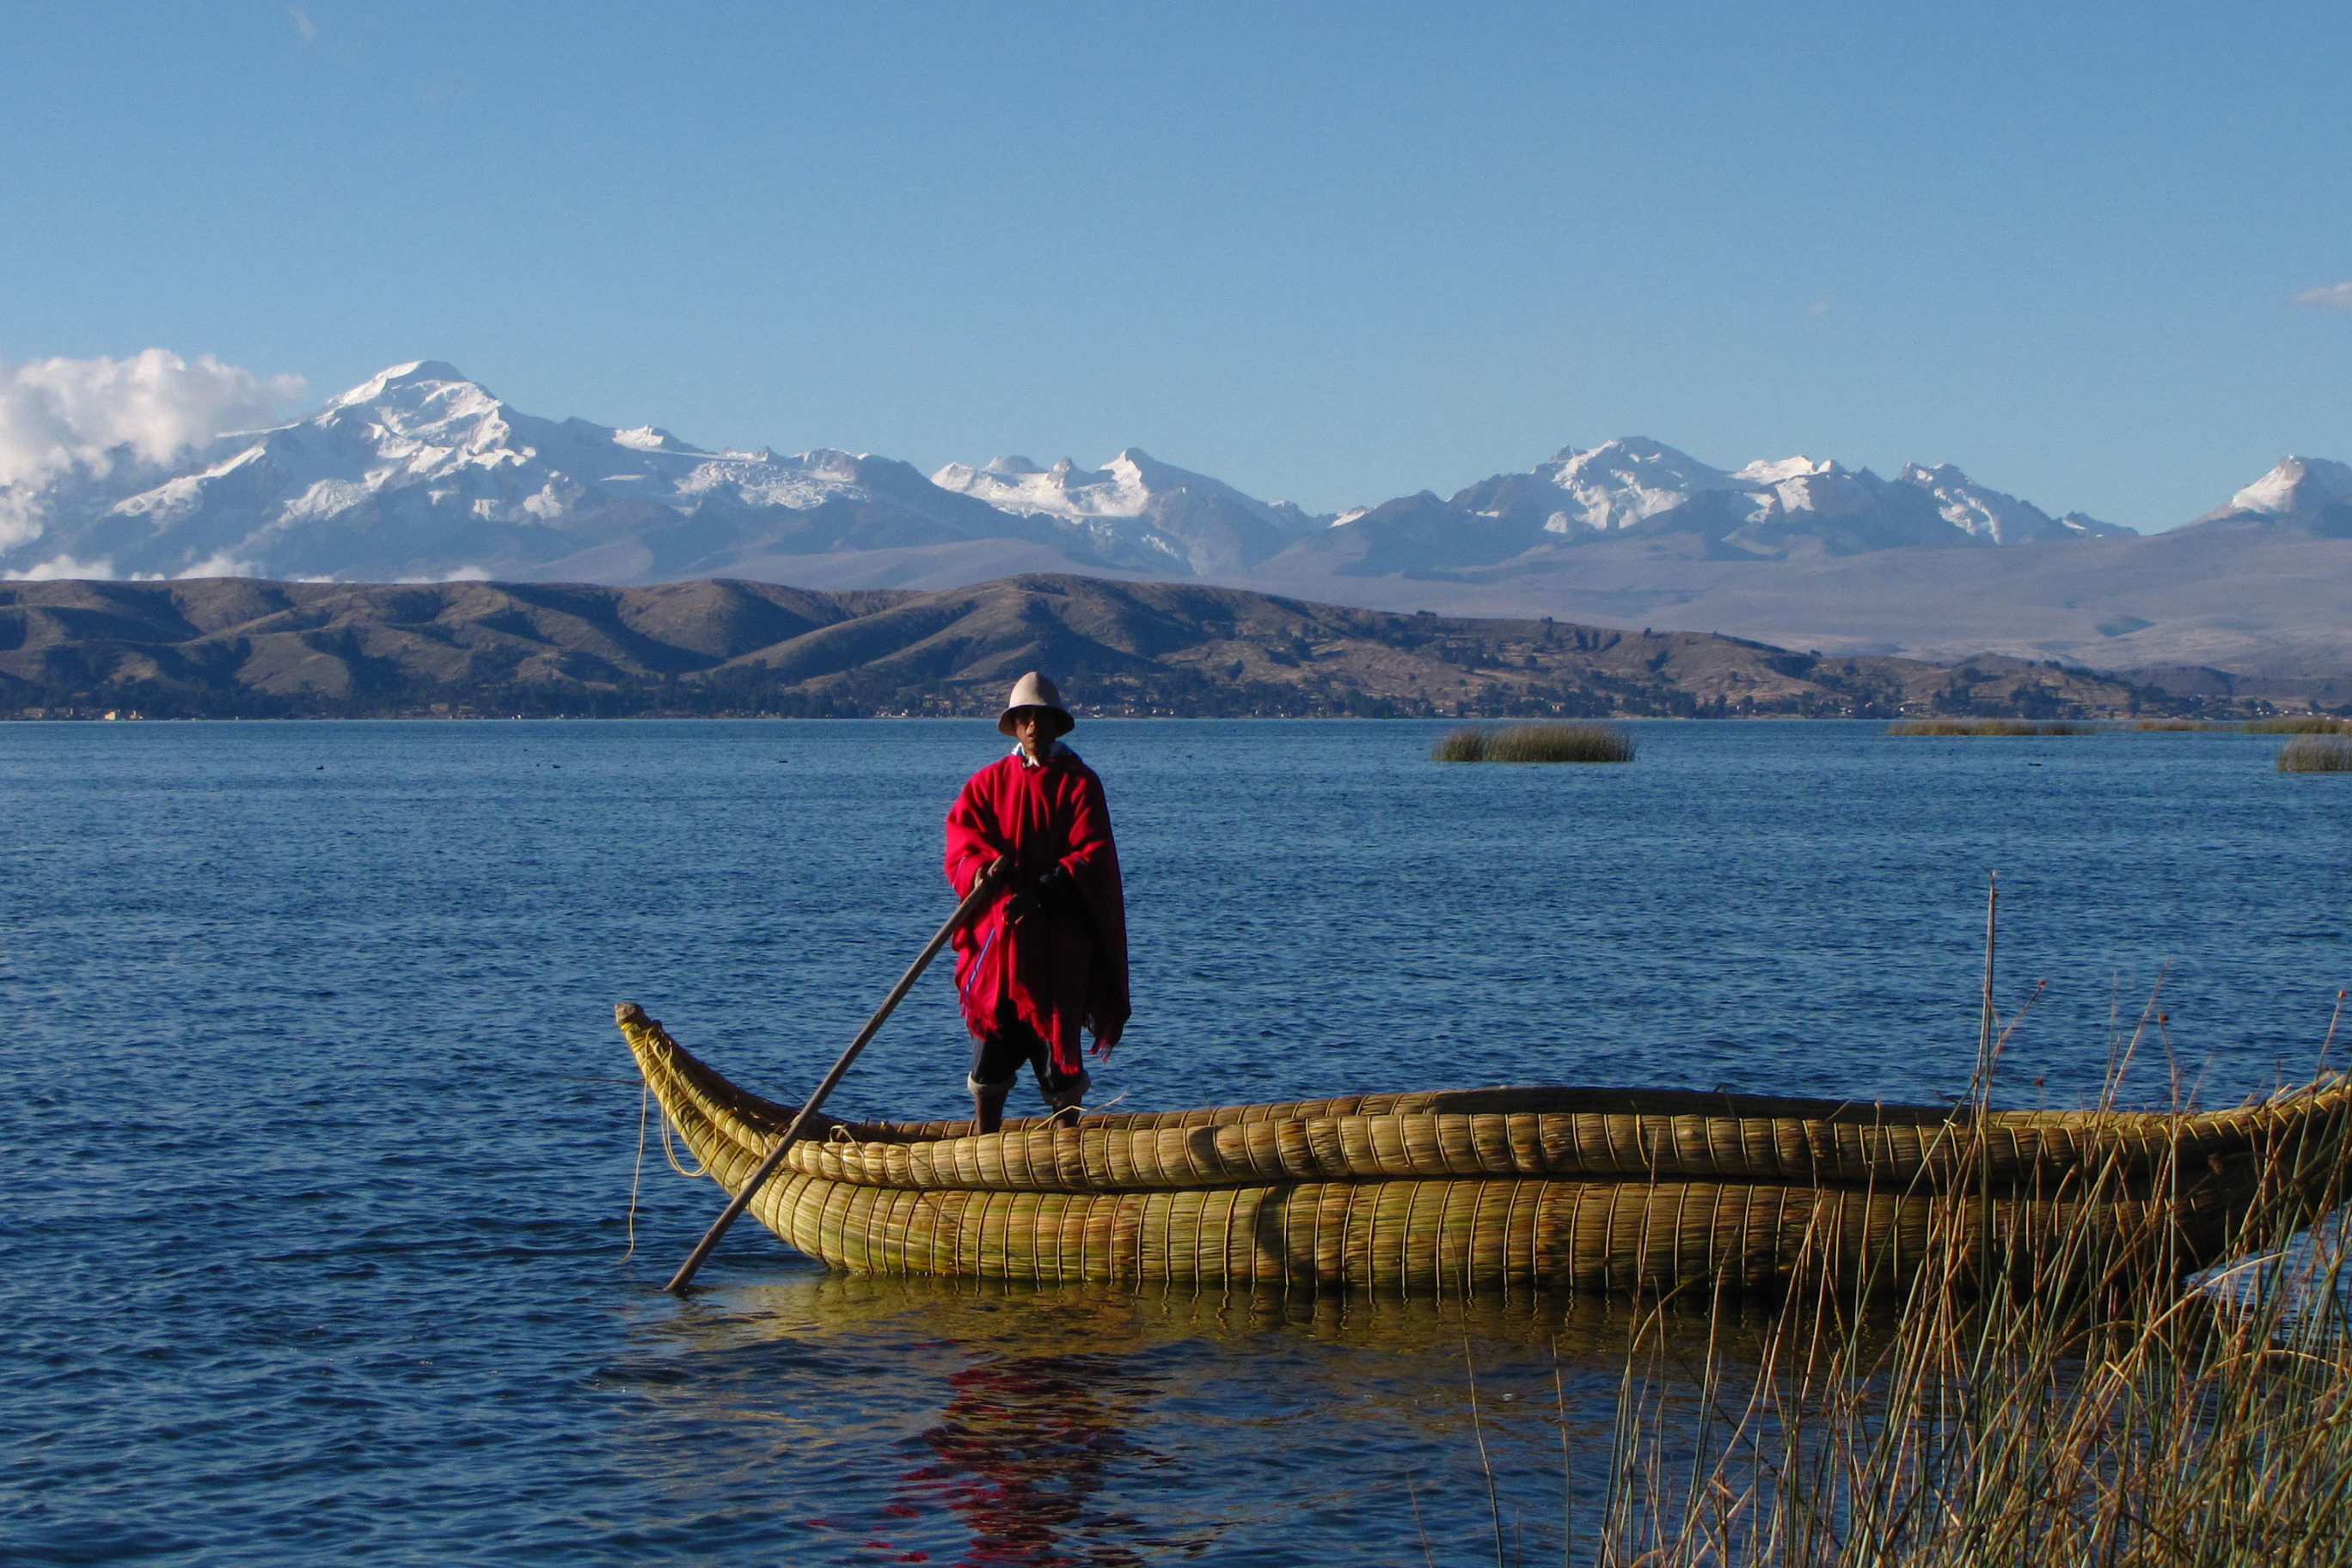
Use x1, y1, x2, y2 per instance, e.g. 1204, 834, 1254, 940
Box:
904, 1354, 1151, 1568
946, 672, 1130, 1135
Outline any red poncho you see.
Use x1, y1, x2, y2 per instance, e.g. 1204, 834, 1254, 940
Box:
945, 746, 1130, 1074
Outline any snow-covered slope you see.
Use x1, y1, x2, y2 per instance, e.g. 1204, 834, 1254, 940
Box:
2200, 456, 2352, 522
1895, 463, 2133, 543
1446, 438, 2130, 554
0, 361, 1036, 583
930, 449, 1322, 573
1283, 437, 2135, 581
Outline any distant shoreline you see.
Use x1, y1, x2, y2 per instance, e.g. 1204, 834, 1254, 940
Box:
8, 572, 2343, 724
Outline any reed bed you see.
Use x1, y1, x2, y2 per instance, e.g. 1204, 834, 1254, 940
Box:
1434, 723, 1636, 763
2131, 719, 2225, 731
1885, 720, 2098, 737
2246, 715, 2349, 734
1432, 726, 1491, 763
1537, 1048, 2352, 1568
2279, 736, 2352, 774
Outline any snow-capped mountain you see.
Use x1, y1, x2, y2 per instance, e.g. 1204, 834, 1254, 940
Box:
1895, 463, 2132, 544
930, 449, 1322, 573
1444, 438, 2129, 554
2196, 456, 2352, 526
5, 356, 2332, 616
0, 361, 1037, 583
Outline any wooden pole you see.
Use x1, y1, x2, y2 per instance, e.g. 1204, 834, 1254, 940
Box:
664, 861, 1005, 1295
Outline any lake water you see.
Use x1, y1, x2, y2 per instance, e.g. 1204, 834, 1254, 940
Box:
5, 719, 2347, 1565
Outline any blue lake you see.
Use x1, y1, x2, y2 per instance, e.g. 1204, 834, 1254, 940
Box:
4, 719, 2347, 1565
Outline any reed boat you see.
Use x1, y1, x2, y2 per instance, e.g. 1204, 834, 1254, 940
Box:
618, 1003, 2352, 1295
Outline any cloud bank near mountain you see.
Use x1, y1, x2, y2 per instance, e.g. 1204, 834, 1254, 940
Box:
0, 350, 305, 553
0, 350, 303, 491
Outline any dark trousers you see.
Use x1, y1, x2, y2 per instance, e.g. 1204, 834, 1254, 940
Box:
969, 1011, 1087, 1103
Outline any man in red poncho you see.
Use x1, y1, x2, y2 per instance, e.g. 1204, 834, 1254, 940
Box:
946, 671, 1130, 1134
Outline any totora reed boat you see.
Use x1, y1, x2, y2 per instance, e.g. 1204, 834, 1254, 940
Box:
617, 1002, 2352, 1295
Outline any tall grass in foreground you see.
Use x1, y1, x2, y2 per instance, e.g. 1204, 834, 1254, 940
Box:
2247, 715, 2349, 734
1545, 1063, 2352, 1565
1885, 719, 2098, 736
1434, 723, 1636, 763
2280, 736, 2352, 773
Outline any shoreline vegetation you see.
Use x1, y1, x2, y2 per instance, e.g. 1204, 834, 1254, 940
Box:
1885, 719, 2099, 736
4, 573, 2344, 724
1452, 1032, 2352, 1565
1434, 722, 1637, 763
1888, 716, 2352, 742
2249, 715, 2352, 734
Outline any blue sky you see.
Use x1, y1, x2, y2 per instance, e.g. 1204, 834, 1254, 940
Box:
3, 1, 2346, 527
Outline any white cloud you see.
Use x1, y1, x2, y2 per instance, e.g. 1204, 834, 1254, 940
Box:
2293, 281, 2352, 309
3, 552, 116, 581
175, 550, 266, 579
0, 493, 42, 552
288, 6, 317, 43
0, 349, 305, 493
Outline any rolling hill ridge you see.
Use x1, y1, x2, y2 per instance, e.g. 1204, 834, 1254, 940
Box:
1, 573, 2305, 722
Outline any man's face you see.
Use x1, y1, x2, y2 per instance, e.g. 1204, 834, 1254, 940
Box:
1012, 708, 1050, 756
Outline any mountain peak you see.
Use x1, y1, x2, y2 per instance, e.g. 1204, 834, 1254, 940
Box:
2222, 455, 2352, 518
1735, 455, 1843, 483
933, 451, 1155, 518
328, 360, 475, 409
611, 424, 697, 454
1526, 438, 1735, 531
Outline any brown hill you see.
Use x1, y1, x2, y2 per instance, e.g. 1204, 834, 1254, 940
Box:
0, 573, 2264, 720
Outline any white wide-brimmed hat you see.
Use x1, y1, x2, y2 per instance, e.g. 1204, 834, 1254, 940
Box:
997, 671, 1075, 738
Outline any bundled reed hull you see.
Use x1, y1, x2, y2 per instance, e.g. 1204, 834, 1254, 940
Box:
618, 1004, 2349, 1295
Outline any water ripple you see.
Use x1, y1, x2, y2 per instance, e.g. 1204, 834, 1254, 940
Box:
4, 719, 2347, 1563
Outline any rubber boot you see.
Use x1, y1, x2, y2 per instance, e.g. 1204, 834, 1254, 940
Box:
969, 1075, 1014, 1136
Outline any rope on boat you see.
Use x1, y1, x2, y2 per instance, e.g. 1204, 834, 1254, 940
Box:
622, 1081, 649, 1263
658, 1087, 710, 1179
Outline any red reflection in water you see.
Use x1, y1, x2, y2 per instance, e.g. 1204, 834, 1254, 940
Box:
895, 1353, 1169, 1568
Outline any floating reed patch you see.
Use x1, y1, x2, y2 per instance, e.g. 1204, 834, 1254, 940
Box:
1432, 722, 1635, 763
2278, 736, 2352, 773
1885, 719, 2098, 736
1432, 726, 1490, 763
2246, 714, 2350, 734
2133, 719, 2225, 731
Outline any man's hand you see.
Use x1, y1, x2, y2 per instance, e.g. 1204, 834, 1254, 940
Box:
1088, 1029, 1119, 1063
1004, 864, 1076, 925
